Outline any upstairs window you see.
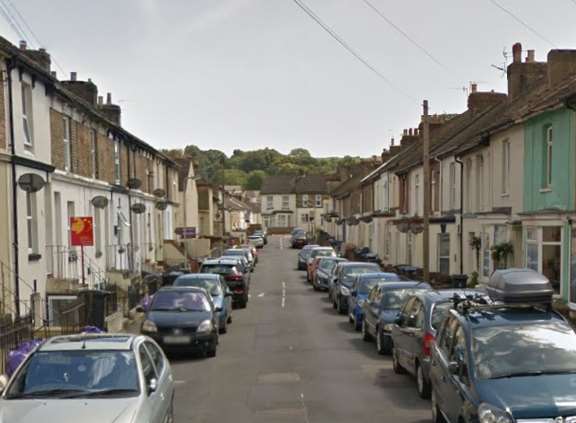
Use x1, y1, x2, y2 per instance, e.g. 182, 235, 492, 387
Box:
63, 117, 72, 172
282, 195, 289, 210
315, 194, 322, 208
147, 169, 154, 192
266, 195, 273, 210
501, 140, 510, 195
302, 194, 309, 208
21, 82, 33, 147
543, 125, 553, 189
465, 159, 473, 212
91, 129, 98, 178
114, 140, 121, 184
26, 192, 38, 255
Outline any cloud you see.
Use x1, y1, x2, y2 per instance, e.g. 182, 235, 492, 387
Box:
186, 0, 256, 33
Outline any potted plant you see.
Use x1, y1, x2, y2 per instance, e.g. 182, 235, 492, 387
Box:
469, 236, 482, 271
491, 242, 514, 269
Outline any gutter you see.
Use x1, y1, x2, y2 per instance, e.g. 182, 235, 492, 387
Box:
454, 157, 464, 275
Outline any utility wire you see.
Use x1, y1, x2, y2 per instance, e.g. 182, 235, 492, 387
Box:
0, 0, 27, 43
488, 0, 557, 48
290, 0, 417, 103
5, 0, 41, 47
360, 0, 446, 70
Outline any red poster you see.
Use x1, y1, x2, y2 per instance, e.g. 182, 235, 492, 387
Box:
70, 216, 94, 246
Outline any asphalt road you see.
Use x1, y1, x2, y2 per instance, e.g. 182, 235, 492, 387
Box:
171, 235, 431, 423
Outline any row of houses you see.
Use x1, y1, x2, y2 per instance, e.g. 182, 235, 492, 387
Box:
313, 43, 576, 307
0, 37, 261, 325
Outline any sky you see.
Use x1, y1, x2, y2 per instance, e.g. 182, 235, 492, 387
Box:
2, 0, 576, 158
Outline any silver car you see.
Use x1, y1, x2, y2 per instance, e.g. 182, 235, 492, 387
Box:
0, 333, 175, 423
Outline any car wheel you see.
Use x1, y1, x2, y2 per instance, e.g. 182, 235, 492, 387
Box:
416, 362, 431, 399
392, 348, 407, 374
332, 295, 337, 309
431, 390, 446, 423
337, 297, 346, 315
219, 321, 227, 334
206, 345, 217, 358
362, 319, 372, 342
227, 314, 232, 324
376, 328, 392, 355
348, 314, 354, 324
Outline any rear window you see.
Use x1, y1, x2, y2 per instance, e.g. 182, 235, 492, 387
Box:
201, 264, 236, 275
174, 277, 221, 295
431, 301, 452, 330
224, 250, 245, 257
343, 265, 379, 277
311, 250, 334, 258
151, 291, 211, 312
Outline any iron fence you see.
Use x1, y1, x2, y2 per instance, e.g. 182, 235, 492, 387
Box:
0, 315, 46, 374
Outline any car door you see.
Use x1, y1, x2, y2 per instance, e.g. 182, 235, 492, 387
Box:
431, 316, 459, 420
442, 325, 471, 423
364, 286, 382, 336
402, 298, 425, 375
348, 277, 359, 312
138, 343, 165, 423
221, 276, 232, 318
393, 297, 416, 371
144, 341, 174, 421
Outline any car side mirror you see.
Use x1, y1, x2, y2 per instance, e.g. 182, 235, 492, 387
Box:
351, 291, 357, 297
148, 378, 158, 394
448, 361, 460, 375
135, 305, 145, 314
0, 374, 8, 393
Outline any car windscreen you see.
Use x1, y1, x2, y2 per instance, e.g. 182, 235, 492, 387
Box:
201, 264, 235, 275
472, 321, 576, 379
319, 259, 336, 271
380, 289, 411, 309
151, 291, 211, 312
6, 350, 139, 399
431, 301, 452, 330
357, 276, 396, 294
311, 250, 334, 258
341, 266, 380, 287
174, 277, 221, 296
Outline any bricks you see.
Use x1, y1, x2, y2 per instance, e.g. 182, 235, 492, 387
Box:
50, 109, 65, 171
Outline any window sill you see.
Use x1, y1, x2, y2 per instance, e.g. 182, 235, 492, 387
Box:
500, 193, 509, 198
539, 188, 552, 193
28, 253, 42, 262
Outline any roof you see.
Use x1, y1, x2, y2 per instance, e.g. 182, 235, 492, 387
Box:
260, 174, 328, 195
331, 172, 368, 198
41, 334, 135, 351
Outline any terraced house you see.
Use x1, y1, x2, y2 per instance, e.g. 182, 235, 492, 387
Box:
0, 37, 179, 323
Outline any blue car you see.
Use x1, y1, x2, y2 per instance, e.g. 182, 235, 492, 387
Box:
348, 272, 403, 331
173, 273, 233, 334
361, 281, 431, 354
430, 269, 576, 423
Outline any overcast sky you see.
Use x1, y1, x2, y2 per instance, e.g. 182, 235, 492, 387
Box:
2, 1, 576, 157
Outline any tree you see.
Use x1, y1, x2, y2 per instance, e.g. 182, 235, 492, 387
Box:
213, 169, 248, 186
244, 170, 267, 190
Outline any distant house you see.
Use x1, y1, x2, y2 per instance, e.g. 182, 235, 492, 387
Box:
261, 175, 328, 231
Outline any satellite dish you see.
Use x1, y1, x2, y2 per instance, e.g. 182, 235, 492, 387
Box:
127, 178, 142, 190
155, 201, 168, 211
153, 188, 166, 198
131, 203, 146, 214
91, 196, 109, 209
18, 174, 46, 193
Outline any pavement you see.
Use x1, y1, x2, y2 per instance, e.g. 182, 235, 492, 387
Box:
170, 235, 431, 423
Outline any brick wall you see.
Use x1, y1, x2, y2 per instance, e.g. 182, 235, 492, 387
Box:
50, 109, 65, 171
98, 132, 114, 184
75, 123, 92, 178
134, 151, 148, 192
120, 143, 128, 185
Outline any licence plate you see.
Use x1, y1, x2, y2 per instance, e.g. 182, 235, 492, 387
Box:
163, 335, 191, 345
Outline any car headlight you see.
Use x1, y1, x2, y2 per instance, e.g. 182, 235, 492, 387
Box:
340, 286, 350, 296
142, 320, 158, 333
478, 403, 513, 423
197, 320, 214, 333
383, 323, 394, 332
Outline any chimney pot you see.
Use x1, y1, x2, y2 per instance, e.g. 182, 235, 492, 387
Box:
19, 40, 27, 50
98, 96, 103, 105
39, 48, 46, 53
391, 137, 395, 146
471, 83, 478, 93
403, 129, 408, 136
512, 43, 522, 63
106, 92, 112, 104
408, 128, 413, 136
526, 50, 535, 63
70, 72, 77, 81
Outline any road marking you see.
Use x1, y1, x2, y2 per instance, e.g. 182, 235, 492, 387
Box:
280, 236, 284, 250
174, 380, 186, 385
299, 393, 312, 423
257, 292, 265, 298
281, 281, 286, 309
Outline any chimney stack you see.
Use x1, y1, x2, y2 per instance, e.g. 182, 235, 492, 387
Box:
99, 92, 121, 125
526, 50, 535, 63
507, 42, 547, 99
512, 42, 522, 63
70, 72, 77, 81
50, 71, 57, 79
106, 92, 112, 104
61, 74, 98, 106
98, 96, 103, 105
470, 83, 478, 93
547, 49, 576, 88
19, 40, 27, 50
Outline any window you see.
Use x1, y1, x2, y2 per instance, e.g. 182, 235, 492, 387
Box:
384, 223, 391, 256
144, 341, 165, 375
114, 140, 121, 184
301, 213, 309, 224
383, 178, 389, 211
139, 345, 157, 387
63, 117, 72, 171
438, 233, 450, 274
406, 233, 413, 264
266, 195, 273, 210
26, 191, 38, 254
449, 162, 456, 210
88, 129, 98, 178
21, 82, 33, 146
414, 174, 420, 215
302, 194, 309, 208
481, 230, 491, 278
543, 125, 553, 189
526, 226, 538, 272
47, 295, 78, 326
501, 140, 510, 195
315, 194, 322, 208
476, 155, 484, 212
281, 195, 289, 210
66, 201, 75, 247
147, 169, 154, 192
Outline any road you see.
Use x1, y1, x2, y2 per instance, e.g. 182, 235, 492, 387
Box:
171, 236, 431, 423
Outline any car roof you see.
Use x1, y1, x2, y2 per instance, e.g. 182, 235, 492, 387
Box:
40, 334, 137, 352
311, 247, 334, 251
457, 306, 566, 329
302, 244, 319, 250
202, 258, 240, 265
357, 272, 399, 279
339, 261, 380, 267
379, 281, 429, 290
175, 273, 220, 280
410, 289, 486, 307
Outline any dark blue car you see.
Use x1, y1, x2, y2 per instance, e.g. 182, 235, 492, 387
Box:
348, 272, 402, 331
430, 303, 576, 423
361, 281, 431, 354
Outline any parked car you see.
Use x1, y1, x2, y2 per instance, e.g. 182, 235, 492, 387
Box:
291, 232, 308, 249
252, 229, 267, 245
297, 244, 319, 270
140, 286, 219, 357
429, 269, 575, 423
391, 289, 486, 399
173, 273, 233, 334
354, 246, 380, 264
313, 257, 347, 291
248, 235, 265, 249
361, 281, 431, 354
330, 261, 382, 314
306, 247, 337, 282
200, 258, 250, 308
348, 272, 403, 331
217, 256, 252, 285
224, 248, 255, 271
0, 333, 175, 423
239, 244, 258, 264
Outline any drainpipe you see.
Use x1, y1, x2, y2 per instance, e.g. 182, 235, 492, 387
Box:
455, 157, 464, 275
126, 143, 134, 273
6, 59, 20, 316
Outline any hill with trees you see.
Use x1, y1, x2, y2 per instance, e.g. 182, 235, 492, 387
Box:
162, 146, 363, 190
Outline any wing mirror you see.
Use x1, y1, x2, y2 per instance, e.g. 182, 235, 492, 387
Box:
0, 374, 8, 394
135, 305, 145, 314
148, 378, 158, 394
351, 291, 357, 297
215, 307, 223, 312
448, 361, 460, 375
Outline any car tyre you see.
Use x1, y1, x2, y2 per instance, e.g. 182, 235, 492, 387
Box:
206, 345, 217, 358
227, 314, 232, 324
431, 390, 446, 423
416, 362, 431, 399
362, 319, 372, 342
219, 321, 228, 334
376, 328, 392, 355
337, 297, 346, 315
392, 348, 407, 374
332, 295, 337, 309
354, 316, 362, 332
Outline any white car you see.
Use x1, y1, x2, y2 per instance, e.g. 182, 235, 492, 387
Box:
0, 333, 175, 423
248, 235, 265, 249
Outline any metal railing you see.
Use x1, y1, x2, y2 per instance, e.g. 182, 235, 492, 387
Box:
46, 245, 111, 289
